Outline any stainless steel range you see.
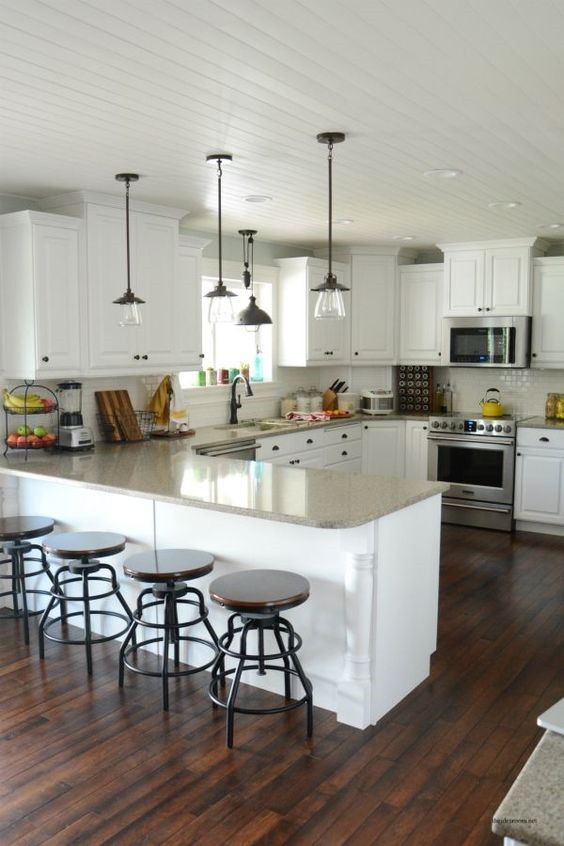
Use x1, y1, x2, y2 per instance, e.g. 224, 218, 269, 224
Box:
427, 413, 517, 531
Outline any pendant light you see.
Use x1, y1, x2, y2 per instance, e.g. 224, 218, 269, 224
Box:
113, 173, 144, 326
311, 132, 349, 319
236, 229, 273, 331
204, 154, 237, 322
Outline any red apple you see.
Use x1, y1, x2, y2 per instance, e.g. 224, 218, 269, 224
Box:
16, 436, 27, 448
6, 433, 18, 447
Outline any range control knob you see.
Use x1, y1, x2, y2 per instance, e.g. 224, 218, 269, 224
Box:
458, 423, 464, 430
486, 424, 494, 432
494, 424, 503, 432
477, 424, 485, 431
441, 421, 448, 429
504, 425, 512, 434
450, 421, 457, 430
432, 421, 440, 428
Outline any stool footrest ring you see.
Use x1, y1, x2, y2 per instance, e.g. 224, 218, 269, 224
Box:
41, 610, 131, 645
122, 635, 217, 679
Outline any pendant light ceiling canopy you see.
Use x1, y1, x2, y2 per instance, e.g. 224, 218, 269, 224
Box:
311, 132, 350, 320
236, 229, 273, 331
204, 153, 237, 323
113, 173, 145, 326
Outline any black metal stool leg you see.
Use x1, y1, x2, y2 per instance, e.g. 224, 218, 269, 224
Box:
257, 621, 266, 676
82, 566, 93, 676
226, 620, 252, 749
161, 592, 172, 711
38, 564, 67, 658
15, 548, 31, 645
286, 620, 313, 737
171, 589, 180, 668
118, 618, 138, 687
273, 617, 292, 699
10, 550, 20, 617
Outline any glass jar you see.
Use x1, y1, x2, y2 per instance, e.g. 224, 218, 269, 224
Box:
206, 367, 217, 386
296, 387, 310, 413
556, 395, 564, 420
280, 393, 297, 417
545, 393, 558, 419
308, 386, 323, 412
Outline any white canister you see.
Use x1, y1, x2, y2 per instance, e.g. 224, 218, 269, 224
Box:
337, 392, 359, 413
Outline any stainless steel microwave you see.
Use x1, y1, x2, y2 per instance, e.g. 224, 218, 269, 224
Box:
442, 315, 531, 368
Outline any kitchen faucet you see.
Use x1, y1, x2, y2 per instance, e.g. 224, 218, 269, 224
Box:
229, 374, 253, 424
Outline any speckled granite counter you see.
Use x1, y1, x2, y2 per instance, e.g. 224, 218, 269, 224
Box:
0, 439, 446, 529
492, 730, 564, 845
517, 417, 564, 431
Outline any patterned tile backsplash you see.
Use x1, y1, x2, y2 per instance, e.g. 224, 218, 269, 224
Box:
435, 367, 564, 416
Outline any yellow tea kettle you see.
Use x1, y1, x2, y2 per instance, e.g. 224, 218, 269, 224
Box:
480, 387, 504, 417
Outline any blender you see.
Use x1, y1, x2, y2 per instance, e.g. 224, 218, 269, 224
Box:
57, 381, 94, 450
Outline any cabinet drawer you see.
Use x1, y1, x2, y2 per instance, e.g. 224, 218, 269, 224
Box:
517, 428, 564, 450
323, 423, 361, 446
324, 439, 362, 465
269, 448, 324, 468
260, 429, 324, 458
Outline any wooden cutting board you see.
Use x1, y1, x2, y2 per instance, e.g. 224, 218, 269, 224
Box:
95, 390, 144, 442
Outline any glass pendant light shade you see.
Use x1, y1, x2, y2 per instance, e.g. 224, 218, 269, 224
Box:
312, 133, 349, 320
205, 154, 237, 323
114, 173, 144, 327
236, 229, 273, 329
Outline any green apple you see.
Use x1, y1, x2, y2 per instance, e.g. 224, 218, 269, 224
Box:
33, 425, 46, 437
17, 424, 32, 436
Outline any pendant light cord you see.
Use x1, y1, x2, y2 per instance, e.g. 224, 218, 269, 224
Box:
125, 176, 132, 295
217, 158, 223, 285
328, 139, 333, 278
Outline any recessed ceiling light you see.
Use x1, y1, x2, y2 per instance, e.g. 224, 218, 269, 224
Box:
393, 235, 416, 241
487, 201, 522, 209
536, 222, 564, 229
423, 168, 463, 179
243, 194, 272, 203
334, 218, 354, 225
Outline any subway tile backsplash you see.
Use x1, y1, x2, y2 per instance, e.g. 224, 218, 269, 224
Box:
435, 367, 564, 416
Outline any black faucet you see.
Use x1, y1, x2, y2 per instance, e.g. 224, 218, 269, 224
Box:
229, 374, 253, 424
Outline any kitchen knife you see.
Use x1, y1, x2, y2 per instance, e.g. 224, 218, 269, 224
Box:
329, 379, 340, 391
334, 381, 345, 393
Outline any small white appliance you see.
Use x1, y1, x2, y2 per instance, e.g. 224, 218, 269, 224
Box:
360, 390, 394, 415
57, 381, 94, 451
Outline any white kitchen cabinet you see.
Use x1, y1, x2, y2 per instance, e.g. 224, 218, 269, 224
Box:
441, 240, 542, 317
530, 258, 564, 368
361, 420, 405, 477
404, 420, 430, 480
351, 254, 397, 363
269, 448, 325, 468
0, 211, 82, 380
399, 264, 443, 364
515, 428, 564, 525
275, 257, 350, 366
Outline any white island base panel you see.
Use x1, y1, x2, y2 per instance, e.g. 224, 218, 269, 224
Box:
7, 476, 441, 730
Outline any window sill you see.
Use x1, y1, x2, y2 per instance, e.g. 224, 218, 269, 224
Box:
182, 381, 281, 404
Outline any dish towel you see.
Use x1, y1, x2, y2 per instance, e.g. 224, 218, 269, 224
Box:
169, 374, 189, 429
149, 375, 171, 427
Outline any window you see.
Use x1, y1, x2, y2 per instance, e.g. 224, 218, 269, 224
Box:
184, 275, 273, 386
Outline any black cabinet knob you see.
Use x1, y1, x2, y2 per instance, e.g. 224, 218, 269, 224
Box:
199, 353, 205, 358
354, 351, 359, 356
532, 353, 537, 357
142, 355, 148, 360
517, 452, 521, 457
438, 352, 441, 357
364, 425, 368, 430
423, 426, 428, 430
133, 354, 140, 360
41, 356, 49, 362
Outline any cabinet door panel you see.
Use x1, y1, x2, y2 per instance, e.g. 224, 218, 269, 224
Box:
515, 451, 564, 523
486, 247, 530, 315
351, 255, 396, 362
531, 263, 564, 366
33, 225, 81, 374
404, 421, 429, 480
361, 422, 405, 476
444, 251, 484, 315
399, 268, 442, 363
175, 246, 202, 368
87, 205, 133, 369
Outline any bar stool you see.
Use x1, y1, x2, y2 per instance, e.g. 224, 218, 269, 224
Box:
39, 531, 132, 674
118, 549, 219, 711
0, 516, 56, 645
208, 569, 313, 748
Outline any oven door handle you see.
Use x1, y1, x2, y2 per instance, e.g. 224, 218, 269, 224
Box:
445, 502, 512, 514
428, 435, 514, 447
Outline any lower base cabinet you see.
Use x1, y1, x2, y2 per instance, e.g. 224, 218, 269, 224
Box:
515, 429, 564, 524
361, 421, 406, 476
404, 420, 430, 480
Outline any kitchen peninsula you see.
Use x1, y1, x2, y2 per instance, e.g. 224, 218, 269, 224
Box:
0, 441, 446, 729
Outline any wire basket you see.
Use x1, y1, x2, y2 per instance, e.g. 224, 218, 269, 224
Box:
97, 410, 156, 443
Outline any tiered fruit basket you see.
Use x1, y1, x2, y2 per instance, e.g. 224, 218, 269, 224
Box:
3, 382, 59, 458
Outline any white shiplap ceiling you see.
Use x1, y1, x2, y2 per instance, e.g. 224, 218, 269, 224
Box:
2, 0, 564, 249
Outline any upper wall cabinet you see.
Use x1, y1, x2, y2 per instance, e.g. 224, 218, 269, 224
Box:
275, 257, 350, 366
399, 264, 443, 365
530, 258, 564, 368
350, 254, 397, 364
0, 211, 82, 380
440, 239, 545, 317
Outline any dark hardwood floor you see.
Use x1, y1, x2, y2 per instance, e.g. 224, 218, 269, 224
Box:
0, 525, 563, 845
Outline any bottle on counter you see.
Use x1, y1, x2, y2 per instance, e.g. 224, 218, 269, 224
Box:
218, 368, 229, 385
197, 367, 206, 387
206, 367, 217, 386
444, 383, 453, 413
251, 348, 264, 382
229, 367, 239, 383
434, 383, 444, 413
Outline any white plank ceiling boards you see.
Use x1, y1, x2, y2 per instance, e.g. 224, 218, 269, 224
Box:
2, 0, 564, 248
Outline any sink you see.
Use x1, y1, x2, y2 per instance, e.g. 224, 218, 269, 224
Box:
214, 421, 258, 431
214, 418, 296, 432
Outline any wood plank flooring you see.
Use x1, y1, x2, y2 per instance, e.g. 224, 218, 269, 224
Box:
0, 525, 562, 845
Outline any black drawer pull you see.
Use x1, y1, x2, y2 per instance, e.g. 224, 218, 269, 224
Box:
539, 436, 550, 442
142, 354, 148, 360
41, 356, 49, 363
306, 438, 313, 444
133, 354, 140, 360
272, 445, 279, 451
295, 458, 300, 464
341, 433, 348, 439
341, 450, 348, 456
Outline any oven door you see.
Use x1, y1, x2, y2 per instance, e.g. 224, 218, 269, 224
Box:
427, 434, 514, 504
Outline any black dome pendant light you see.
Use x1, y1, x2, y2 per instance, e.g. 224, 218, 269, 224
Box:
204, 153, 237, 323
113, 173, 145, 326
236, 229, 273, 331
311, 132, 350, 319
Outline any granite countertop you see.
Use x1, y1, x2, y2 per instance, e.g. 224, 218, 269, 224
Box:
0, 439, 446, 530
492, 730, 564, 846
517, 417, 564, 431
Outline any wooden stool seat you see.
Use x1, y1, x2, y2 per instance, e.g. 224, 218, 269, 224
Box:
43, 531, 126, 560
209, 569, 310, 615
123, 549, 214, 583
0, 516, 55, 542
